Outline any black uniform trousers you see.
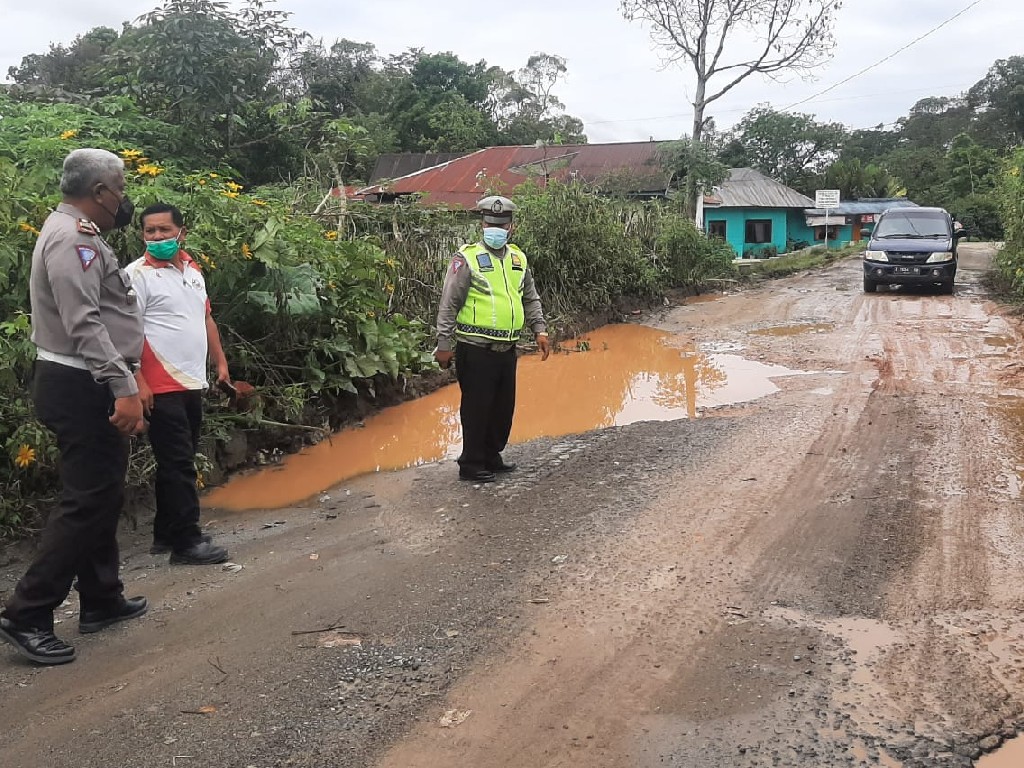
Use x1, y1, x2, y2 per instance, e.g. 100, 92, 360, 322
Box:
2, 361, 128, 630
147, 390, 204, 550
455, 342, 517, 473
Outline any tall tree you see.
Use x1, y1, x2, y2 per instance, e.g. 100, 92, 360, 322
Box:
620, 0, 842, 212
822, 158, 898, 200
725, 105, 846, 193
967, 56, 1024, 149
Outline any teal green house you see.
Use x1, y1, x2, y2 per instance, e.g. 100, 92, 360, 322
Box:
700, 168, 816, 258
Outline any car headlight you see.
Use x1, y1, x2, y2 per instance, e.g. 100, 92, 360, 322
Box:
864, 250, 888, 262
926, 251, 954, 263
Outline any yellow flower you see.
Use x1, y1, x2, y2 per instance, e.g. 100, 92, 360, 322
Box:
226, 181, 243, 192
196, 470, 205, 489
251, 199, 267, 206
324, 230, 338, 241
385, 283, 395, 294
199, 179, 207, 185
135, 163, 164, 177
14, 444, 36, 468
222, 191, 239, 199
385, 258, 396, 268
119, 149, 143, 159
366, 310, 376, 319
209, 173, 219, 178
241, 243, 253, 259
18, 222, 40, 236
59, 129, 78, 140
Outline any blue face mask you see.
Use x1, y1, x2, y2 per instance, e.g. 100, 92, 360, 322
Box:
483, 227, 509, 250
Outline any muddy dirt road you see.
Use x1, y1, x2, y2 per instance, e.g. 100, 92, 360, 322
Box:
4, 243, 1024, 768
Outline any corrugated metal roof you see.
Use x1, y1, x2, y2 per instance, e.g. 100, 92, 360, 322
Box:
368, 152, 467, 184
704, 168, 815, 209
355, 142, 672, 208
805, 198, 918, 215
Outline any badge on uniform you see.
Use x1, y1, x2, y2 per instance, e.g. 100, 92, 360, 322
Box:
510, 253, 523, 271
476, 253, 494, 271
76, 218, 100, 236
451, 257, 464, 274
76, 245, 98, 271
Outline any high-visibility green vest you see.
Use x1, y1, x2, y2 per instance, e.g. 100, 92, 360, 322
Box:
455, 242, 529, 342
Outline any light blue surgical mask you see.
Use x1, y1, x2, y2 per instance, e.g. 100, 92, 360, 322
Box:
483, 227, 509, 250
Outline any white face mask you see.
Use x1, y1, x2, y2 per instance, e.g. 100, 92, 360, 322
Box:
483, 227, 509, 249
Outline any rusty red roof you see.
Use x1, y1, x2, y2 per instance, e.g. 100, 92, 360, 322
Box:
355, 142, 672, 208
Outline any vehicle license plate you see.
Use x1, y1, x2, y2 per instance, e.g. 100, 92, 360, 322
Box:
895, 266, 917, 274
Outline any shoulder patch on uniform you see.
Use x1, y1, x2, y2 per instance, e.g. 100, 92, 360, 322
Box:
76, 218, 100, 236
75, 245, 98, 271
451, 256, 465, 274
510, 253, 523, 268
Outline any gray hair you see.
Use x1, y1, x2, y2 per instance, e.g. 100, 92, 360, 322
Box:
60, 149, 125, 197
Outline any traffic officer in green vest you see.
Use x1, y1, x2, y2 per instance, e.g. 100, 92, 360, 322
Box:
434, 195, 550, 483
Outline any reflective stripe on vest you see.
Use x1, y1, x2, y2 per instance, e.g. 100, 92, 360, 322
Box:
455, 243, 528, 343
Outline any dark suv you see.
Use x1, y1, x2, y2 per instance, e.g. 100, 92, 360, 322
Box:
862, 207, 967, 294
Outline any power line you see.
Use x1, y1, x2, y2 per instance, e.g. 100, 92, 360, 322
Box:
781, 0, 987, 111
582, 82, 974, 126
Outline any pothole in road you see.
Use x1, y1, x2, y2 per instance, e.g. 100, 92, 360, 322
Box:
984, 335, 1016, 349
749, 322, 836, 337
975, 735, 1024, 767
205, 323, 814, 511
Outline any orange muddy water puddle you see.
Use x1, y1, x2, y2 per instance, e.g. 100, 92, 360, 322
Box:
977, 736, 1024, 767
749, 323, 835, 337
205, 323, 805, 510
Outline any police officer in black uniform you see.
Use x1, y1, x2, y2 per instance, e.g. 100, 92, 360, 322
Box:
0, 149, 148, 665
434, 195, 550, 483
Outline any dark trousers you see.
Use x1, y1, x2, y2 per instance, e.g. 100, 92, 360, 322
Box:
455, 343, 517, 473
147, 390, 203, 549
3, 361, 128, 630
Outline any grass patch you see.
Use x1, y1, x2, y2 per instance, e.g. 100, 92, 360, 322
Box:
738, 243, 863, 279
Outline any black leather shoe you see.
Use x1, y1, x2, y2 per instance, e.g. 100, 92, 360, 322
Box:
459, 469, 497, 483
170, 540, 229, 565
151, 533, 211, 555
0, 617, 76, 664
79, 596, 148, 634
486, 461, 517, 473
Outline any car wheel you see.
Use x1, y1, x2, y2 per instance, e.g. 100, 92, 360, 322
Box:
863, 276, 877, 293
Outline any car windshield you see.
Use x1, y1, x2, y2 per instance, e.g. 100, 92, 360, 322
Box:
873, 213, 950, 239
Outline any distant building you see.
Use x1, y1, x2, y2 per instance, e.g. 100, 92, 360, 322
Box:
353, 141, 673, 208
701, 169, 815, 258
800, 198, 920, 247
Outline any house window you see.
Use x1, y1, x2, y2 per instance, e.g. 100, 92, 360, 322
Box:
745, 219, 772, 244
707, 220, 727, 239
814, 227, 839, 241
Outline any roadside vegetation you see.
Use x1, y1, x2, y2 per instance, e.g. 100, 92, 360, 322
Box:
2, 0, 1023, 534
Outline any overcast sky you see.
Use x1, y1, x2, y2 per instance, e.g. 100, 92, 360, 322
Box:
1, 0, 1020, 143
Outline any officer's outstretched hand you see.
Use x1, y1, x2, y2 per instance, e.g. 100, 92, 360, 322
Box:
110, 395, 146, 435
537, 333, 550, 361
435, 349, 454, 369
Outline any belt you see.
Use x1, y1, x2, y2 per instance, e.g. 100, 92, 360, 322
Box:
37, 348, 140, 373
36, 348, 89, 370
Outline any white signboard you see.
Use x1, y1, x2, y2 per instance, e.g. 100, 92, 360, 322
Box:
815, 189, 841, 209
